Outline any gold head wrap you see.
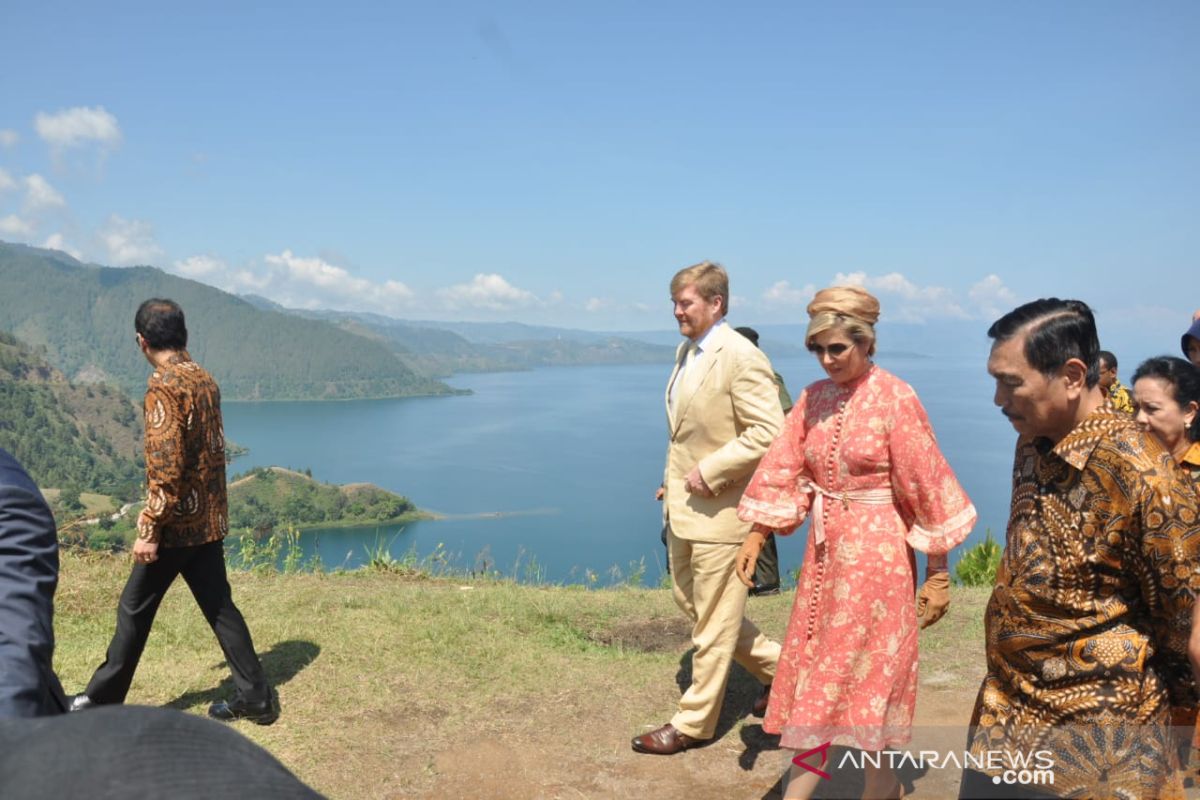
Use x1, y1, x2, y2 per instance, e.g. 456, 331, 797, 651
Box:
805, 285, 881, 355
806, 286, 880, 325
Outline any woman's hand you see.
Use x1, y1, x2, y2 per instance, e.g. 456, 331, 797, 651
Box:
916, 571, 950, 629
736, 527, 770, 588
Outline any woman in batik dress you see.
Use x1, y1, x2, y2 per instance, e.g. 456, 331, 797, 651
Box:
1131, 355, 1200, 777
736, 286, 976, 800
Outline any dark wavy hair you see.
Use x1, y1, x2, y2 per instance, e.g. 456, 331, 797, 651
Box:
987, 298, 1100, 388
135, 298, 188, 350
1132, 356, 1200, 442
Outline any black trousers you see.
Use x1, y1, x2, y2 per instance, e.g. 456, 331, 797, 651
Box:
85, 540, 269, 705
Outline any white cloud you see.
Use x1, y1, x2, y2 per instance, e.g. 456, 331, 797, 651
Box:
98, 214, 164, 265
762, 280, 816, 308
265, 250, 368, 292
256, 250, 414, 312
0, 215, 35, 237
765, 270, 1017, 324
173, 255, 227, 279
967, 274, 1017, 320
165, 249, 418, 315
0, 129, 18, 148
43, 233, 82, 260
34, 106, 122, 150
380, 279, 413, 301
585, 297, 611, 313
0, 168, 16, 192
438, 273, 540, 311
24, 174, 66, 210
231, 269, 272, 292
831, 270, 969, 322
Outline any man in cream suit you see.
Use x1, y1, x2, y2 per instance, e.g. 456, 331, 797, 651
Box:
632, 261, 783, 755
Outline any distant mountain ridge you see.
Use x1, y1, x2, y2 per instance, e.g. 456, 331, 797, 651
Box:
251, 305, 677, 376
0, 241, 455, 401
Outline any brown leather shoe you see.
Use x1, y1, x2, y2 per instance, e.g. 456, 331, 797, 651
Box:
631, 723, 704, 755
752, 683, 772, 716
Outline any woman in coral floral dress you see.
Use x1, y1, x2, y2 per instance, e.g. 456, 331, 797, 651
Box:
736, 287, 976, 800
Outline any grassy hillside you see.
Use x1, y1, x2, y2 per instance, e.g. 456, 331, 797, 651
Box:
228, 466, 426, 531
53, 552, 991, 799
0, 241, 455, 401
0, 331, 143, 501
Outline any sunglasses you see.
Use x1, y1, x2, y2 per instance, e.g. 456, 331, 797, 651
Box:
807, 342, 852, 358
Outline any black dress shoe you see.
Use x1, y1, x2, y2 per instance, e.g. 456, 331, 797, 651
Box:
208, 691, 278, 725
69, 694, 96, 712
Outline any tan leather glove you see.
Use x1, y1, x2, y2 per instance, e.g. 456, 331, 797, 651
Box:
735, 529, 768, 589
916, 571, 950, 629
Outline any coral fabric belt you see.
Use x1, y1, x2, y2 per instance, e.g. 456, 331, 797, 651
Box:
804, 482, 896, 545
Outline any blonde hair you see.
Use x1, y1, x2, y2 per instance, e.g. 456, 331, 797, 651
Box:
670, 261, 729, 315
805, 286, 880, 357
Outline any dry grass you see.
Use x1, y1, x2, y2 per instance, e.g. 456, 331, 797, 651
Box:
54, 551, 991, 799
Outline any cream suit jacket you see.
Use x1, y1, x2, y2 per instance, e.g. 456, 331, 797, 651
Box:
663, 323, 784, 543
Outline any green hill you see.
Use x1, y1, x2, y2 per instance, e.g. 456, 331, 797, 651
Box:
0, 241, 456, 401
0, 331, 143, 500
227, 466, 427, 531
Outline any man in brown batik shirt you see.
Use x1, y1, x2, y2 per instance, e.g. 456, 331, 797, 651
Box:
71, 299, 277, 725
960, 298, 1200, 799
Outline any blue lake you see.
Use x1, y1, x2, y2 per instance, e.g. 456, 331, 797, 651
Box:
222, 351, 1014, 585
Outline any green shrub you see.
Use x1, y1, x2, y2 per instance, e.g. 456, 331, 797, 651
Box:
954, 530, 1002, 587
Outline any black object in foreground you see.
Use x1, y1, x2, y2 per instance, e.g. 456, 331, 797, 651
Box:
0, 705, 321, 799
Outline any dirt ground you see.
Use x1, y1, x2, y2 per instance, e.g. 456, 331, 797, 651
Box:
394, 611, 986, 800
55, 554, 991, 800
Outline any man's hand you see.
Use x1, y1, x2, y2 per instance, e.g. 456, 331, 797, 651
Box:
684, 466, 714, 497
916, 572, 950, 629
132, 537, 159, 565
133, 510, 159, 565
735, 529, 769, 588
655, 486, 665, 501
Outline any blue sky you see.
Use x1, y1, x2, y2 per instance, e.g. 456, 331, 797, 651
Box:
0, 1, 1196, 350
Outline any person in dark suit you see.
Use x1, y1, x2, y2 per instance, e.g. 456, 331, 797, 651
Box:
734, 326, 792, 596
0, 447, 68, 717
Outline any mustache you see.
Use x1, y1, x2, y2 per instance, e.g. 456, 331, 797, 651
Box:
1001, 409, 1020, 421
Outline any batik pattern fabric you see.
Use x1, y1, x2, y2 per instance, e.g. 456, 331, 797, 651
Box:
1108, 379, 1134, 414
967, 405, 1200, 799
1179, 441, 1200, 485
138, 352, 229, 548
737, 365, 976, 751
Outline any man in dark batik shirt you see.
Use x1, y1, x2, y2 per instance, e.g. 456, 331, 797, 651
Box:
961, 298, 1200, 799
72, 299, 277, 725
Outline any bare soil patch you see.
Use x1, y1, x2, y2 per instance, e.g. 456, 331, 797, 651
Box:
590, 615, 694, 653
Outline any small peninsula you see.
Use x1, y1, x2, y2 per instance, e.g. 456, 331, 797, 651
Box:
228, 467, 430, 532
